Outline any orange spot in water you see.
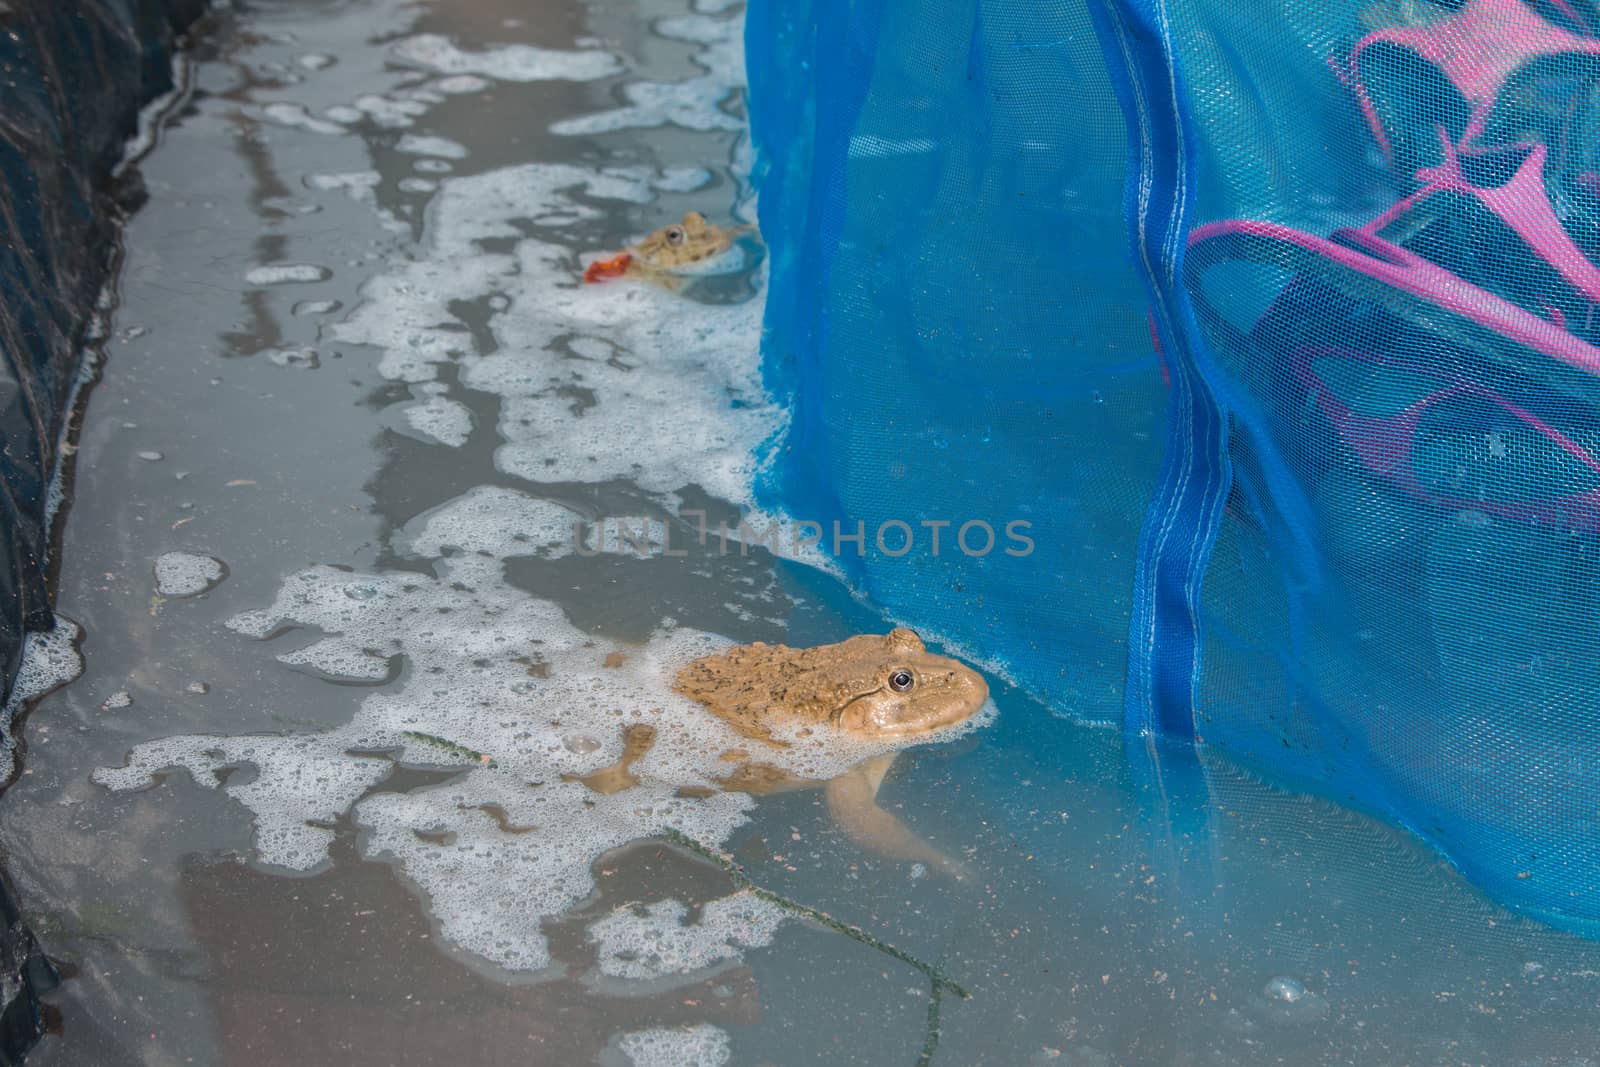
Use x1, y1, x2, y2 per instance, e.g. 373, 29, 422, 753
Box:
584, 252, 632, 283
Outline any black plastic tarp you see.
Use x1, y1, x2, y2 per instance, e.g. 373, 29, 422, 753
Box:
0, 0, 207, 1058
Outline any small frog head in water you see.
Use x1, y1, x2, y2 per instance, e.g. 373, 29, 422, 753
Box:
583, 211, 757, 285
674, 628, 989, 743
631, 210, 746, 270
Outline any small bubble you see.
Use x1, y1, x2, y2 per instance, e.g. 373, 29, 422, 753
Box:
343, 583, 379, 601
266, 347, 319, 369
1264, 976, 1305, 1003
563, 734, 600, 754
154, 552, 226, 597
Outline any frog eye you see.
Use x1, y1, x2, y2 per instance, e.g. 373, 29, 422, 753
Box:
888, 669, 915, 693
665, 225, 686, 245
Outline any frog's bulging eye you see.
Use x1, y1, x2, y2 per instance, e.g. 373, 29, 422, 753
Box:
665, 225, 686, 245
888, 669, 915, 693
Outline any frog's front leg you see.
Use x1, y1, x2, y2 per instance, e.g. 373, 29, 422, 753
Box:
824, 753, 970, 881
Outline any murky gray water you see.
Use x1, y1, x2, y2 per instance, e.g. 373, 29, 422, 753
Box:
7, 0, 1600, 1064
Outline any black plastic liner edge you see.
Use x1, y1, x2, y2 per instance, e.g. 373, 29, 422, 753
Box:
0, 0, 209, 1059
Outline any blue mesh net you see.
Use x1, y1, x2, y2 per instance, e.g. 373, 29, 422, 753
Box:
747, 0, 1600, 932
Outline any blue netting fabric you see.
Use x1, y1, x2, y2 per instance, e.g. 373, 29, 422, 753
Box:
748, 0, 1600, 931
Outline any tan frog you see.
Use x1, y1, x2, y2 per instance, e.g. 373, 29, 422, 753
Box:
672, 628, 986, 743
572, 629, 988, 878
583, 211, 756, 287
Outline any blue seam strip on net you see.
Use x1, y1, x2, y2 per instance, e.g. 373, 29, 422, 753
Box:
1089, 0, 1233, 741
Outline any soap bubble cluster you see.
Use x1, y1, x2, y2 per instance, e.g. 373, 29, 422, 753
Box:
153, 552, 227, 597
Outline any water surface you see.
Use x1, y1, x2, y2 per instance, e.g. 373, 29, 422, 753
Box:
6, 0, 1600, 1064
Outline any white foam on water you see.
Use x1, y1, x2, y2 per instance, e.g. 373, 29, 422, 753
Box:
355, 93, 430, 128
95, 730, 393, 870
614, 1024, 731, 1067
400, 486, 581, 559
305, 171, 381, 199
264, 346, 320, 368
1, 617, 84, 781
396, 87, 446, 107
329, 159, 780, 504
234, 1, 511, 150
10, 622, 84, 705
258, 102, 346, 135
275, 639, 394, 684
304, 171, 407, 233
94, 546, 747, 969
430, 75, 491, 95
245, 263, 331, 286
95, 495, 988, 969
390, 33, 622, 84
260, 197, 322, 216
401, 492, 673, 561
665, 171, 720, 196
153, 552, 227, 597
87, 0, 962, 984
402, 395, 473, 446
588, 892, 785, 981
550, 13, 743, 135
709, 508, 843, 575
394, 134, 467, 159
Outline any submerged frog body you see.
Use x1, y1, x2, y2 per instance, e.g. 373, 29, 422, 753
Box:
583, 211, 756, 287
573, 629, 989, 878
673, 628, 987, 744
683, 629, 988, 879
